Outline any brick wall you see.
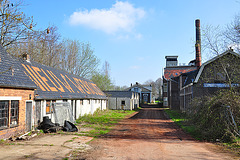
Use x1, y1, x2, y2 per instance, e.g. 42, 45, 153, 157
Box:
0, 88, 34, 139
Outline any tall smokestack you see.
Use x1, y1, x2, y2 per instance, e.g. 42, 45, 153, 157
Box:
195, 19, 201, 69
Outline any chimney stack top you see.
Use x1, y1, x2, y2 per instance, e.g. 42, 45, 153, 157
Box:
22, 53, 31, 63
195, 19, 200, 27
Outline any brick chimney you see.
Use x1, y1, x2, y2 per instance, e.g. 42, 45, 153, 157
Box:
195, 19, 201, 69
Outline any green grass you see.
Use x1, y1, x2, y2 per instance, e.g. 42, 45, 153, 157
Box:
76, 109, 136, 137
164, 109, 199, 139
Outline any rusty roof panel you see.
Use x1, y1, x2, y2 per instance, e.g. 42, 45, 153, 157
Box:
164, 66, 197, 80
21, 60, 106, 100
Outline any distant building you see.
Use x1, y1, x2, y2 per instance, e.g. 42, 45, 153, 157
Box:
162, 19, 201, 109
162, 19, 240, 112
125, 82, 152, 104
104, 91, 139, 110
163, 60, 197, 109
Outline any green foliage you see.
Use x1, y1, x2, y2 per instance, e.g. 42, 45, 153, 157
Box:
189, 89, 240, 142
91, 72, 114, 91
164, 109, 199, 139
0, 139, 5, 144
76, 109, 135, 137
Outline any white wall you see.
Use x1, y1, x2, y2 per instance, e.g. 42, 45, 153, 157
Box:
107, 97, 132, 110
101, 100, 107, 110
38, 98, 107, 123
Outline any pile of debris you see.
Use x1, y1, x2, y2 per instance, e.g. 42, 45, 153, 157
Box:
38, 116, 78, 133
9, 130, 40, 141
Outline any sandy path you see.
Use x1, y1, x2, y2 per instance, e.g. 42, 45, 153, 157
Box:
81, 107, 238, 160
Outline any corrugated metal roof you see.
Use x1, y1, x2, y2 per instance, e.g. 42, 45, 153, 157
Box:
104, 91, 134, 98
21, 60, 106, 100
0, 46, 36, 89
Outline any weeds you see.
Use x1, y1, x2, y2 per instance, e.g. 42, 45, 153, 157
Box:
164, 109, 199, 139
76, 109, 135, 137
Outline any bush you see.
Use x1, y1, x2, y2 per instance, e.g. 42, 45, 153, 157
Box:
189, 89, 240, 142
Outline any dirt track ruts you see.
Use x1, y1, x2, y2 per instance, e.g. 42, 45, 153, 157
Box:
81, 106, 239, 160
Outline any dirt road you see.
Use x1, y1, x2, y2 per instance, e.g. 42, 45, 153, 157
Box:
81, 106, 238, 160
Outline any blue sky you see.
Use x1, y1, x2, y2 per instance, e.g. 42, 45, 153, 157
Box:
22, 0, 240, 87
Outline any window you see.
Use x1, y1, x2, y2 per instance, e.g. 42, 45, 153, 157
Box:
10, 101, 19, 127
0, 100, 19, 129
163, 83, 167, 92
46, 100, 55, 114
215, 72, 226, 83
121, 100, 125, 105
46, 100, 51, 114
163, 97, 168, 106
0, 101, 9, 129
134, 88, 138, 92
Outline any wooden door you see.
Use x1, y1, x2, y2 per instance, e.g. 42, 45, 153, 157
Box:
25, 101, 32, 131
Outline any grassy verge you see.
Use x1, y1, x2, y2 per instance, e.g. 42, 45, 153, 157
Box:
164, 108, 200, 140
76, 109, 136, 137
164, 108, 240, 155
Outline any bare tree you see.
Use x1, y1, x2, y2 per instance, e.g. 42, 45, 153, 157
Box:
0, 0, 34, 49
224, 14, 240, 54
35, 26, 62, 67
102, 60, 110, 77
8, 25, 62, 68
202, 14, 240, 88
60, 39, 99, 78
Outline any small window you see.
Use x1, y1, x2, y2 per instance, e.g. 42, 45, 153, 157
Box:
10, 100, 19, 127
215, 72, 226, 83
134, 88, 138, 92
0, 101, 9, 129
46, 100, 51, 114
121, 100, 125, 105
163, 83, 167, 92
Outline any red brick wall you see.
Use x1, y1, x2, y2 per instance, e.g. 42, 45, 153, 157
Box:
0, 88, 34, 139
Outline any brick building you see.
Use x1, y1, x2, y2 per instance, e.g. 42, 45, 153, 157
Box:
0, 45, 107, 139
180, 50, 240, 111
0, 46, 36, 139
163, 19, 240, 111
162, 19, 201, 109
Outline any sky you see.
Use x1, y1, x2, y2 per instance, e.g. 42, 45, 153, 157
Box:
21, 0, 240, 87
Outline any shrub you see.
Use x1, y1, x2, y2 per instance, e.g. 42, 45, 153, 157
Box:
189, 89, 240, 142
